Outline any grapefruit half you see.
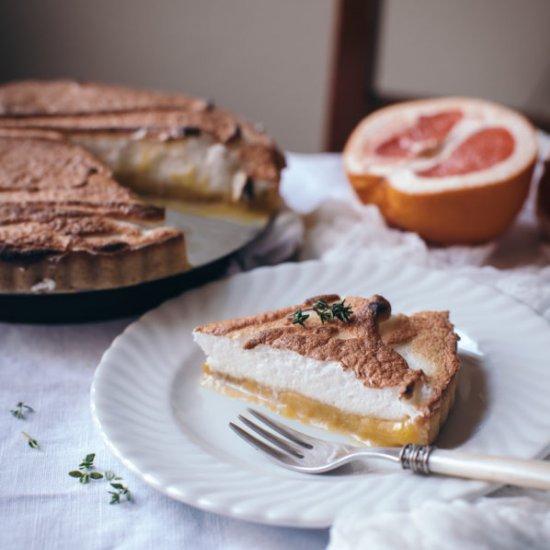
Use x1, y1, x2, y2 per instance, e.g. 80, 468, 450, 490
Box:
343, 98, 538, 244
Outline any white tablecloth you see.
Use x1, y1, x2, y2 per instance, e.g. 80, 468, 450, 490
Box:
2, 148, 550, 550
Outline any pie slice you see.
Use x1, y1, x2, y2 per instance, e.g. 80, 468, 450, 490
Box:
0, 134, 188, 292
193, 294, 460, 446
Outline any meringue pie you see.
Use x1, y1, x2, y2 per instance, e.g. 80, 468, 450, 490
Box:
193, 295, 460, 446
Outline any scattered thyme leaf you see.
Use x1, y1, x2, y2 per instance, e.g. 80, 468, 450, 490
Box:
70, 453, 104, 484
80, 453, 95, 468
21, 431, 39, 449
10, 402, 34, 420
79, 473, 91, 484
78, 453, 97, 470
109, 482, 132, 504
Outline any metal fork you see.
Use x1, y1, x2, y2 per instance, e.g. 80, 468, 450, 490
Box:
230, 408, 550, 490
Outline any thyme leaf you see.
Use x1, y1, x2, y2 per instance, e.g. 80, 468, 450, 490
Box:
331, 300, 353, 322
109, 482, 133, 504
69, 453, 103, 484
21, 431, 39, 449
10, 402, 34, 420
291, 309, 310, 327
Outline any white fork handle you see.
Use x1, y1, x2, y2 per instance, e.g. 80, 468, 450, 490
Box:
428, 449, 550, 490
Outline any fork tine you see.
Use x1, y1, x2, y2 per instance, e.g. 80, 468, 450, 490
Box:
247, 408, 314, 449
229, 422, 299, 464
238, 415, 304, 458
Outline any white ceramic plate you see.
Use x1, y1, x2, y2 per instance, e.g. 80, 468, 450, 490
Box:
91, 260, 550, 528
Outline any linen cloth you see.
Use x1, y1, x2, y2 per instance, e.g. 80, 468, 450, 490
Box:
1, 144, 549, 549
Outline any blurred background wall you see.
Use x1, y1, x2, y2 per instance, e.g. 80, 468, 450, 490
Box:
0, 0, 549, 153
377, 0, 550, 119
0, 0, 336, 152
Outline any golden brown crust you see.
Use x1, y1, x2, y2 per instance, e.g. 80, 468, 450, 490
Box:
0, 80, 285, 184
0, 135, 189, 286
0, 79, 193, 116
0, 233, 187, 292
0, 216, 182, 259
0, 127, 65, 141
0, 136, 163, 231
409, 312, 460, 414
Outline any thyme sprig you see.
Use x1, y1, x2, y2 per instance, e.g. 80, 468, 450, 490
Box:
10, 402, 34, 420
290, 299, 353, 326
21, 431, 39, 449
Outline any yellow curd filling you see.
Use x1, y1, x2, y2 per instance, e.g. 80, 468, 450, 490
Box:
71, 135, 281, 215
202, 366, 433, 446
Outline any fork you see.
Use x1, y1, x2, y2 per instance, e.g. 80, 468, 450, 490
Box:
230, 408, 550, 490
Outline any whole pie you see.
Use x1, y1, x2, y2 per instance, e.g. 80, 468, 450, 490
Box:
0, 80, 285, 292
193, 294, 460, 446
